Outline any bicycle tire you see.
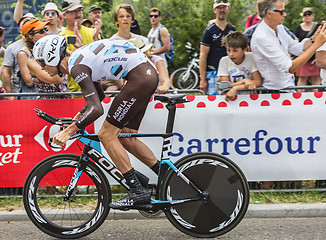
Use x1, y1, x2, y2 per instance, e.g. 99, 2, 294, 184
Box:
170, 68, 199, 89
23, 154, 111, 239
161, 152, 249, 238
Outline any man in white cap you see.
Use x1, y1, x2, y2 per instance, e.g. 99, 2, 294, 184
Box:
199, 0, 236, 95
60, 0, 102, 93
42, 2, 62, 34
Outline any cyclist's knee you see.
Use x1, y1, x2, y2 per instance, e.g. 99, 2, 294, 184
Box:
98, 122, 119, 143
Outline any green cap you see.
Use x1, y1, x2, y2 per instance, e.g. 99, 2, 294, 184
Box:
89, 5, 102, 13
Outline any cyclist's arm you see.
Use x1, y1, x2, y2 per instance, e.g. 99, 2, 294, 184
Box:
70, 64, 104, 129
53, 65, 104, 146
199, 44, 210, 93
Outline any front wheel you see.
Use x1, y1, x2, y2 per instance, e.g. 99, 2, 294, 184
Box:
23, 154, 111, 239
161, 152, 249, 238
170, 68, 199, 89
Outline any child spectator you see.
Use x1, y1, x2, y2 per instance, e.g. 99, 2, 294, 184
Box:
217, 31, 262, 101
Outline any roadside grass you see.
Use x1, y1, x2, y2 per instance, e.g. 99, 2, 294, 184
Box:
250, 191, 326, 204
1, 190, 326, 211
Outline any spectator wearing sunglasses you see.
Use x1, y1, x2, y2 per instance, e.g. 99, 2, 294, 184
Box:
42, 2, 62, 34
16, 19, 68, 99
199, 0, 236, 95
13, 0, 61, 35
251, 0, 326, 94
147, 7, 171, 67
293, 7, 321, 92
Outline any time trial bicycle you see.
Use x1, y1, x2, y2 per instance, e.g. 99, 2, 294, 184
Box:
23, 94, 249, 239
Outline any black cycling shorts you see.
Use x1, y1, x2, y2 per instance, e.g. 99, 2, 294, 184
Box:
106, 62, 159, 130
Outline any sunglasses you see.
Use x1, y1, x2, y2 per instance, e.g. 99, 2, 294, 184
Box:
149, 14, 159, 18
273, 9, 286, 15
32, 27, 48, 35
45, 11, 57, 16
214, 0, 229, 3
36, 59, 46, 68
303, 12, 312, 16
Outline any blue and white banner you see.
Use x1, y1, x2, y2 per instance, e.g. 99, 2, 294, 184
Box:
95, 92, 326, 182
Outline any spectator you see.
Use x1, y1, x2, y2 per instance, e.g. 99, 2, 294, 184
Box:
111, 4, 148, 43
110, 4, 149, 89
81, 19, 93, 28
42, 2, 62, 34
129, 37, 170, 94
245, 8, 261, 29
2, 15, 33, 100
88, 4, 105, 38
217, 31, 262, 101
294, 7, 321, 92
101, 80, 119, 97
58, 12, 65, 31
199, 0, 236, 95
131, 19, 142, 35
251, 0, 326, 93
17, 19, 68, 99
13, 0, 61, 35
147, 7, 171, 67
60, 0, 102, 93
316, 43, 326, 87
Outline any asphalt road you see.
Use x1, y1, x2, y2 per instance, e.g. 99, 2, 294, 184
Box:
0, 217, 326, 240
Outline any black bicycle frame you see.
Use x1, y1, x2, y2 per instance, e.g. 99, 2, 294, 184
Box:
63, 101, 206, 204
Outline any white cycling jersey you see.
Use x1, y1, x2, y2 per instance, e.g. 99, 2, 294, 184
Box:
68, 39, 147, 82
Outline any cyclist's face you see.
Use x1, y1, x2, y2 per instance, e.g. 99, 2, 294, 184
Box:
116, 8, 133, 29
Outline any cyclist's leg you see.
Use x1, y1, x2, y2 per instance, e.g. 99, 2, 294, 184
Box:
101, 62, 158, 208
119, 128, 158, 169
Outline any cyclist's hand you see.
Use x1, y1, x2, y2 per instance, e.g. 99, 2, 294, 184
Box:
200, 80, 208, 93
53, 130, 72, 146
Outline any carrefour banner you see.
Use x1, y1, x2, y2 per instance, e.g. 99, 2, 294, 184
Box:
1, 92, 326, 187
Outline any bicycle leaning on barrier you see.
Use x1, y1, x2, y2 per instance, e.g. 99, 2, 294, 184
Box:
170, 42, 200, 90
23, 94, 250, 239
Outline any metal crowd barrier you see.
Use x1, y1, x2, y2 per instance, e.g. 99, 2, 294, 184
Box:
0, 89, 206, 98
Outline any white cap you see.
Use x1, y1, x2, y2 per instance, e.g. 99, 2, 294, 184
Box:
42, 2, 60, 16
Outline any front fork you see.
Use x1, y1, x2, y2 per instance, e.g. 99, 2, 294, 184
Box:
64, 153, 89, 201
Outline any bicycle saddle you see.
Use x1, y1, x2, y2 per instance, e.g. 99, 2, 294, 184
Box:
154, 94, 187, 103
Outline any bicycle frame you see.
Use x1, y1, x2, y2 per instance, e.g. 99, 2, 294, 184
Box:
181, 58, 199, 82
62, 98, 207, 209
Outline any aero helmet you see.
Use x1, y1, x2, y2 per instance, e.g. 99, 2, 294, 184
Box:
33, 35, 67, 67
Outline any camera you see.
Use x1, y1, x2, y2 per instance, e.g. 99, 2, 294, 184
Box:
67, 36, 76, 44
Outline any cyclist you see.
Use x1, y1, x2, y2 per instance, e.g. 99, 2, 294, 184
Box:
33, 35, 161, 209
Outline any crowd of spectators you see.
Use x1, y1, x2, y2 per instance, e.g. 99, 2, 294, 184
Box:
1, 0, 326, 100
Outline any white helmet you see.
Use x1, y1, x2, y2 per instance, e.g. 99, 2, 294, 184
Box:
33, 35, 67, 67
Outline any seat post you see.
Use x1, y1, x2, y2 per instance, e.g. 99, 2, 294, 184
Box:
165, 102, 177, 134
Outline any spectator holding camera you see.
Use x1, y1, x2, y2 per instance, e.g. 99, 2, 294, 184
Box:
251, 0, 326, 93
